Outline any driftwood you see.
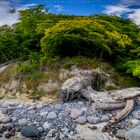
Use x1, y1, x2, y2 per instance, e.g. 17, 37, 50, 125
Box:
110, 99, 135, 123
95, 102, 126, 111
61, 73, 140, 124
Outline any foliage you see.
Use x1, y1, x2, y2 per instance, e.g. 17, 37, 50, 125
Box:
0, 5, 140, 81
124, 60, 140, 78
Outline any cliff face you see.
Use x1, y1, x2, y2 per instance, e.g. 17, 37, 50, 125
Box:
0, 63, 117, 103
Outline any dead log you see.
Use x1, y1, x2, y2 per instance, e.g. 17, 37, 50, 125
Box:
110, 88, 140, 101
94, 102, 126, 111
109, 99, 134, 123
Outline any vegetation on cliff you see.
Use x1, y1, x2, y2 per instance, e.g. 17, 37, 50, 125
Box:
0, 5, 140, 81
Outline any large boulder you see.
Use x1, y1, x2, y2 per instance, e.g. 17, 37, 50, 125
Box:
125, 125, 140, 140
60, 71, 94, 101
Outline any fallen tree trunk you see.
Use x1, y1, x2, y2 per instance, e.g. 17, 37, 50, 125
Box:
109, 99, 135, 123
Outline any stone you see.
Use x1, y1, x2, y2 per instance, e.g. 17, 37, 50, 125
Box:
87, 125, 97, 130
130, 119, 140, 126
43, 122, 52, 130
125, 125, 140, 140
47, 112, 57, 119
87, 116, 100, 124
2, 108, 9, 114
133, 111, 140, 119
76, 124, 116, 140
60, 72, 94, 100
21, 125, 39, 138
0, 113, 11, 123
47, 129, 56, 137
37, 126, 44, 133
76, 116, 87, 124
101, 115, 110, 122
116, 129, 126, 139
70, 108, 83, 119
18, 119, 28, 126
40, 111, 48, 116
54, 104, 62, 111
28, 110, 36, 114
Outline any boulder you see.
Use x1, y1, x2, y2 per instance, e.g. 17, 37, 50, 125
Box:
125, 125, 140, 140
60, 72, 94, 101
21, 125, 39, 138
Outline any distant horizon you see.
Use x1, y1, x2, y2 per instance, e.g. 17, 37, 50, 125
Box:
0, 0, 140, 26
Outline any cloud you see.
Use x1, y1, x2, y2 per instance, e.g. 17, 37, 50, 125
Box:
54, 5, 68, 12
16, 3, 37, 11
119, 0, 140, 5
128, 9, 140, 25
0, 1, 18, 26
104, 2, 140, 25
0, 2, 37, 26
104, 5, 131, 16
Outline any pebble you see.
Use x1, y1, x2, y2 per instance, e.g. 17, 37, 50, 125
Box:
18, 119, 28, 126
0, 113, 11, 123
87, 125, 97, 130
2, 108, 9, 114
87, 116, 100, 124
47, 112, 57, 119
116, 129, 126, 139
130, 119, 140, 126
70, 108, 83, 119
101, 115, 109, 122
54, 104, 62, 111
76, 116, 87, 124
43, 122, 52, 130
40, 111, 48, 116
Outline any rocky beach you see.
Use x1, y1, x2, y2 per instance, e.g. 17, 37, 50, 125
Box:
0, 98, 140, 140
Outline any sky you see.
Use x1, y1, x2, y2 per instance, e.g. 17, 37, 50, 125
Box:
0, 0, 140, 26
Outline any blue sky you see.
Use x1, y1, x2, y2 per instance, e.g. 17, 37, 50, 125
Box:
0, 0, 140, 25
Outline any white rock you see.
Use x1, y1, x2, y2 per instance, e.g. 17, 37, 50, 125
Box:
47, 112, 57, 119
43, 122, 51, 130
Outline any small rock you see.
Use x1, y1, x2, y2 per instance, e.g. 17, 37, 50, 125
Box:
28, 110, 36, 114
54, 104, 62, 111
116, 129, 126, 139
71, 108, 83, 119
47, 129, 56, 137
21, 125, 39, 138
132, 111, 140, 119
47, 112, 57, 119
101, 115, 109, 122
5, 132, 12, 138
0, 113, 11, 123
87, 125, 97, 130
87, 116, 100, 124
37, 126, 44, 133
40, 111, 48, 116
43, 122, 52, 130
2, 108, 9, 114
76, 116, 86, 124
18, 119, 28, 126
130, 119, 140, 126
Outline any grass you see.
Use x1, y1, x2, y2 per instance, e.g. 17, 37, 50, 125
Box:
0, 63, 17, 85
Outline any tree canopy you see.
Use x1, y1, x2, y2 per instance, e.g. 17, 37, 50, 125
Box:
0, 5, 140, 79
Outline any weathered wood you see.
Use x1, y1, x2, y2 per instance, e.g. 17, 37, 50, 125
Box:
95, 102, 126, 111
109, 99, 134, 123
